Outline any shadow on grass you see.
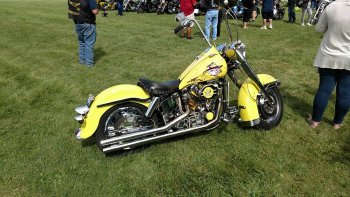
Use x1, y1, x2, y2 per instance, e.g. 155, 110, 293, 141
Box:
103, 130, 214, 157
81, 136, 96, 147
282, 89, 313, 119
329, 134, 350, 164
96, 123, 243, 157
95, 47, 106, 63
282, 84, 335, 125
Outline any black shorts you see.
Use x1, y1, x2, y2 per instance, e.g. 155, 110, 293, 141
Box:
243, 9, 252, 22
262, 11, 273, 19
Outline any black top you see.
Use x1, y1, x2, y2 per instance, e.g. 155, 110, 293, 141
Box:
242, 0, 254, 9
68, 0, 96, 24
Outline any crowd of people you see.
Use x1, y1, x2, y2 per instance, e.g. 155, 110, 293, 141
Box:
68, 0, 350, 129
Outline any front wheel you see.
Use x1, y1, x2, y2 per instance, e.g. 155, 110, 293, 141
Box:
95, 103, 158, 151
255, 87, 283, 130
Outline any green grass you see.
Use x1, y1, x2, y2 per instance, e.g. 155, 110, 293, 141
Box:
0, 0, 349, 196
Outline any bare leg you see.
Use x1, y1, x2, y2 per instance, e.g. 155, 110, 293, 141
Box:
187, 27, 192, 38
252, 11, 257, 21
243, 22, 248, 28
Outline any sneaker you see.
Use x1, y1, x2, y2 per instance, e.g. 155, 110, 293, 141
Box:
268, 25, 273, 29
260, 26, 267, 30
307, 23, 312, 26
301, 23, 305, 26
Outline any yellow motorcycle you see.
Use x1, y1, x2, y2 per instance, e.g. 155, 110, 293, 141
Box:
96, 0, 116, 17
74, 12, 283, 154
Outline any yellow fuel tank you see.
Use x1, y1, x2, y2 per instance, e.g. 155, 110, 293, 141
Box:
178, 46, 227, 90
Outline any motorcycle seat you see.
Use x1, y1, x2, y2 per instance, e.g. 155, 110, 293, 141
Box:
138, 78, 180, 95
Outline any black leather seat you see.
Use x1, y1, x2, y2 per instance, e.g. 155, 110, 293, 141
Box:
138, 78, 180, 95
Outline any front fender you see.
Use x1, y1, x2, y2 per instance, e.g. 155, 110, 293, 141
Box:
79, 84, 150, 139
237, 74, 279, 126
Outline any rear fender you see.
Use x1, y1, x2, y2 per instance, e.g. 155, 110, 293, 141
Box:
79, 84, 150, 139
237, 74, 279, 126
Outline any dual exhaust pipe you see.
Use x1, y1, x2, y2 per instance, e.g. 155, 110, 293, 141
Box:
101, 100, 222, 153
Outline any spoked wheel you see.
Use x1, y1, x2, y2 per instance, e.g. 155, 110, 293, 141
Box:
95, 103, 158, 151
255, 87, 283, 130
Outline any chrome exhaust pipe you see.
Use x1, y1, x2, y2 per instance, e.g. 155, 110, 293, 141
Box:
100, 105, 191, 147
102, 101, 222, 153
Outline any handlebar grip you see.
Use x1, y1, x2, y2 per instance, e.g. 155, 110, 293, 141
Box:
173, 25, 183, 34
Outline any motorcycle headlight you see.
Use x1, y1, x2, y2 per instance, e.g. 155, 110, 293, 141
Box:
75, 105, 89, 115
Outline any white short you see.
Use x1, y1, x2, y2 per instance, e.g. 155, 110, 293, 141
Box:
185, 12, 195, 27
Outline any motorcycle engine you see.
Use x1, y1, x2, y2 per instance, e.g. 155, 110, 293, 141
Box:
176, 82, 220, 129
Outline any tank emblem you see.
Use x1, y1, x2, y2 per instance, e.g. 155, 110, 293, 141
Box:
207, 62, 223, 76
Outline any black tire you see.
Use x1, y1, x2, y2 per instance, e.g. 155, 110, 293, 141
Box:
255, 87, 283, 130
95, 103, 158, 151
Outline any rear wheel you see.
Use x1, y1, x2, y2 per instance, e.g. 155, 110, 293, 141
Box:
95, 103, 158, 151
255, 87, 283, 130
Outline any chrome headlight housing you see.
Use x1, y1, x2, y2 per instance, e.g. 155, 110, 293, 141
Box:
86, 94, 95, 107
74, 94, 94, 124
75, 105, 89, 115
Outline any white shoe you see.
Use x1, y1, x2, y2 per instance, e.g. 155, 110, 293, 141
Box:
301, 23, 305, 26
260, 26, 267, 30
307, 23, 312, 26
268, 25, 273, 29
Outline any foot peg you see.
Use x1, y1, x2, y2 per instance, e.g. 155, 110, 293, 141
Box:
222, 107, 238, 122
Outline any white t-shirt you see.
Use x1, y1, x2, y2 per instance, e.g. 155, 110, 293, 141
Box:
314, 0, 350, 71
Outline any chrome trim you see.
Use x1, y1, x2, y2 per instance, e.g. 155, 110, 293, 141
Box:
145, 97, 160, 118
75, 105, 89, 115
102, 100, 222, 153
75, 115, 84, 123
100, 105, 191, 147
175, 94, 184, 114
239, 118, 260, 127
75, 128, 82, 140
86, 94, 95, 107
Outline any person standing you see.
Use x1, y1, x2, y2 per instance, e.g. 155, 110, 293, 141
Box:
260, 0, 274, 29
68, 0, 99, 67
288, 0, 296, 22
116, 0, 124, 16
180, 0, 197, 39
242, 0, 254, 29
301, 0, 312, 26
252, 0, 259, 21
308, 0, 350, 129
204, 0, 220, 40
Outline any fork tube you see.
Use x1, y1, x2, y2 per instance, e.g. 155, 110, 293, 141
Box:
227, 69, 240, 88
222, 79, 229, 113
236, 50, 274, 103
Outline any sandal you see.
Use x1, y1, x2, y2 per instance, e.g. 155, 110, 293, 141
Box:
306, 115, 320, 128
333, 123, 342, 130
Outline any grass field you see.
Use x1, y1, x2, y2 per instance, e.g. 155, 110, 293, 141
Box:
0, 0, 349, 196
